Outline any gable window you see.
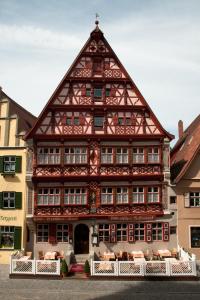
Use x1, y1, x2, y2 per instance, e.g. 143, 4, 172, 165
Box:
101, 188, 113, 204
133, 148, 144, 163
116, 187, 129, 204
191, 227, 200, 248
147, 187, 159, 203
37, 148, 60, 164
101, 148, 113, 164
0, 226, 14, 248
99, 224, 110, 242
133, 187, 144, 204
117, 224, 127, 241
116, 148, 128, 164
64, 188, 87, 205
134, 224, 145, 241
56, 224, 69, 242
190, 192, 200, 207
37, 224, 49, 242
64, 147, 87, 164
148, 147, 159, 163
152, 223, 162, 241
118, 117, 131, 126
37, 188, 60, 205
66, 116, 80, 126
94, 116, 104, 128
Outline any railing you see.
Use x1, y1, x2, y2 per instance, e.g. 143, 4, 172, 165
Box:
91, 260, 197, 277
10, 259, 60, 276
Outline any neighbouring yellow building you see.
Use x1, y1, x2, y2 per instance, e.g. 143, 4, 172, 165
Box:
0, 88, 36, 264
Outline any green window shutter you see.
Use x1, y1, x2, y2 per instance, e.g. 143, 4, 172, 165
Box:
15, 192, 22, 209
15, 156, 22, 173
0, 192, 3, 209
0, 156, 4, 173
14, 227, 22, 250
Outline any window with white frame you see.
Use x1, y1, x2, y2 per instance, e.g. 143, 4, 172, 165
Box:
37, 188, 60, 205
190, 192, 200, 207
99, 224, 110, 242
148, 147, 159, 163
133, 148, 144, 163
132, 187, 144, 204
37, 148, 60, 164
64, 147, 87, 164
147, 187, 159, 203
101, 188, 113, 204
37, 224, 49, 242
101, 148, 113, 164
3, 192, 15, 208
116, 224, 127, 241
191, 227, 200, 248
134, 223, 145, 241
116, 148, 128, 164
116, 187, 128, 204
4, 156, 16, 172
64, 188, 87, 205
56, 224, 69, 242
152, 223, 162, 241
0, 226, 14, 248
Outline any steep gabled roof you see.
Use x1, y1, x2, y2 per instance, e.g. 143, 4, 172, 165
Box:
25, 23, 174, 140
171, 114, 200, 183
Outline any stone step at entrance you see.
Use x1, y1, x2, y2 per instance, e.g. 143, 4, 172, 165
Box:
71, 254, 89, 264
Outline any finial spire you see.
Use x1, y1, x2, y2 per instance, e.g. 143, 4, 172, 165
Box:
95, 13, 99, 26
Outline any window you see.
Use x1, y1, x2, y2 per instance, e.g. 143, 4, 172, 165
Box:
191, 227, 200, 248
94, 116, 104, 128
64, 147, 87, 164
116, 188, 128, 204
101, 148, 113, 164
37, 188, 60, 205
134, 224, 145, 241
118, 117, 131, 125
56, 224, 69, 242
148, 147, 159, 163
4, 156, 16, 173
152, 223, 162, 241
66, 116, 80, 125
170, 226, 177, 235
170, 196, 177, 204
37, 224, 49, 242
116, 224, 127, 241
0, 226, 14, 248
116, 148, 128, 164
94, 88, 102, 98
3, 192, 15, 208
105, 89, 110, 97
37, 148, 60, 164
133, 148, 144, 163
133, 187, 144, 203
64, 188, 87, 205
99, 224, 110, 242
147, 187, 159, 203
86, 89, 91, 96
190, 192, 200, 207
101, 188, 113, 204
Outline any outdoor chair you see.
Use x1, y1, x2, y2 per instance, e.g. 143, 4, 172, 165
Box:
38, 251, 44, 260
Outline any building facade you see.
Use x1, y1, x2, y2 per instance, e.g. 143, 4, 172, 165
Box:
0, 88, 36, 264
171, 116, 200, 259
26, 23, 176, 259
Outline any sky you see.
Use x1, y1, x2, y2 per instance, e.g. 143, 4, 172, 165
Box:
0, 0, 200, 143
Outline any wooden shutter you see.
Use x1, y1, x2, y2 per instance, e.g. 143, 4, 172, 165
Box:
81, 87, 86, 96
113, 115, 118, 125
15, 156, 22, 173
184, 192, 190, 207
49, 223, 57, 244
128, 224, 135, 242
145, 223, 152, 242
110, 88, 116, 97
15, 192, 22, 209
0, 192, 3, 209
14, 227, 22, 249
79, 114, 85, 125
110, 224, 116, 243
163, 223, 169, 241
0, 156, 4, 173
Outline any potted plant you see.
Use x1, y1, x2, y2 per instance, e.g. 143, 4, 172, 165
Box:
84, 260, 90, 277
60, 259, 68, 278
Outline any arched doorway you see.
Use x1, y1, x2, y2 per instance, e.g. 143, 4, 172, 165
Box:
74, 224, 89, 254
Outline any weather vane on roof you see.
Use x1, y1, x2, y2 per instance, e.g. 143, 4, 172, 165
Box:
95, 13, 100, 25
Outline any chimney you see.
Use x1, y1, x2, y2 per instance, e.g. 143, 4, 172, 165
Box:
178, 120, 183, 138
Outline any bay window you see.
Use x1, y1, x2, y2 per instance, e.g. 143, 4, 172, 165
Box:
132, 187, 144, 204
37, 148, 60, 164
133, 148, 144, 163
101, 148, 113, 164
64, 188, 87, 205
148, 147, 160, 163
64, 147, 87, 164
116, 148, 128, 164
147, 187, 159, 203
37, 188, 60, 205
101, 188, 113, 204
116, 187, 128, 204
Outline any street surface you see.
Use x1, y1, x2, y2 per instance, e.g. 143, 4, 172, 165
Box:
1, 265, 200, 300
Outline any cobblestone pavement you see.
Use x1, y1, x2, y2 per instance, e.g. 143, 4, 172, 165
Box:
1, 265, 200, 300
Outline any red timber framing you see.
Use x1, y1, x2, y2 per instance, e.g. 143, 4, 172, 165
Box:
26, 22, 173, 223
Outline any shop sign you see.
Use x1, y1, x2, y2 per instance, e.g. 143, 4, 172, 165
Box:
0, 215, 17, 222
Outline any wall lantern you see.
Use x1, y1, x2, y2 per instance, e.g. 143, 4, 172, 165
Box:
92, 233, 98, 246
69, 237, 73, 244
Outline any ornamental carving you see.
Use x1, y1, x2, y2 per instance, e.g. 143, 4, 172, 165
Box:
100, 167, 129, 175
72, 207, 90, 215
34, 207, 62, 216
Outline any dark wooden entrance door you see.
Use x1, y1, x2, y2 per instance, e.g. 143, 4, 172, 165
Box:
74, 224, 89, 254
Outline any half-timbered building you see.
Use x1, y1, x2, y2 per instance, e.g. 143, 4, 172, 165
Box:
26, 22, 176, 260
